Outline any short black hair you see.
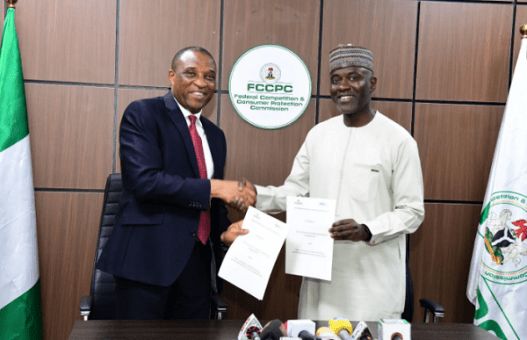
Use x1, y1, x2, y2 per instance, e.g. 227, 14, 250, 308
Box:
171, 46, 216, 70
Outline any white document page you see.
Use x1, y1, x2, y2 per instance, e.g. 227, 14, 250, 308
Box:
286, 196, 336, 281
218, 206, 288, 300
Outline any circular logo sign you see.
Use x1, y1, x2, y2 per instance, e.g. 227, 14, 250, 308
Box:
229, 45, 311, 129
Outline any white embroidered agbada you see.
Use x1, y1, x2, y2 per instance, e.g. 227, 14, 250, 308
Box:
256, 112, 424, 321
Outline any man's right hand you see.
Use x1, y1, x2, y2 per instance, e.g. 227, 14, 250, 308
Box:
210, 179, 256, 211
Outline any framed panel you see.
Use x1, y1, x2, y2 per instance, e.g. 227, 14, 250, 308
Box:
220, 95, 315, 186
36, 192, 103, 340
220, 94, 315, 319
410, 203, 481, 323
321, 0, 417, 99
417, 2, 512, 102
117, 88, 217, 125
15, 0, 116, 83
116, 88, 218, 172
26, 84, 114, 189
119, 0, 221, 86
222, 0, 320, 93
319, 98, 412, 132
414, 103, 503, 201
222, 248, 301, 321
514, 6, 527, 65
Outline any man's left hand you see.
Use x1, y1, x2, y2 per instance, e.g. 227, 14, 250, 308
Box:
220, 220, 249, 246
329, 218, 371, 242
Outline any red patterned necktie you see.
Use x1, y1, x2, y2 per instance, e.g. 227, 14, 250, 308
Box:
188, 115, 210, 244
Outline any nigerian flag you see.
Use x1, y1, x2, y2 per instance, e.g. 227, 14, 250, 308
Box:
0, 6, 43, 340
466, 32, 527, 339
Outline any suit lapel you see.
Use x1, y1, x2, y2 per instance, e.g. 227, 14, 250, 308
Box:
163, 92, 200, 177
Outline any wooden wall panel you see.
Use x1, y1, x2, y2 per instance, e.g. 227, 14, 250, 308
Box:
26, 84, 114, 189
410, 203, 481, 323
36, 192, 103, 340
221, 96, 315, 186
220, 94, 315, 320
222, 249, 302, 322
115, 88, 169, 172
15, 0, 116, 83
414, 103, 503, 201
117, 89, 218, 125
220, 93, 312, 225
115, 89, 217, 172
119, 0, 221, 86
321, 0, 417, 99
222, 0, 320, 93
416, 2, 512, 102
319, 98, 412, 132
514, 7, 527, 65
9, 0, 524, 337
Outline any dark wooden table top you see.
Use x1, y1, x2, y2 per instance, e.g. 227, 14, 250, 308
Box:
69, 319, 498, 340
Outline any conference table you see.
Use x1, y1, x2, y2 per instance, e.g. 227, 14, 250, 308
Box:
68, 319, 498, 339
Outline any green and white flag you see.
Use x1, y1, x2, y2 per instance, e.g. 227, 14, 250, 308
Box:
0, 7, 43, 340
466, 35, 527, 339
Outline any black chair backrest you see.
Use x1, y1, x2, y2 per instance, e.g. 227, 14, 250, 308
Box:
88, 173, 122, 319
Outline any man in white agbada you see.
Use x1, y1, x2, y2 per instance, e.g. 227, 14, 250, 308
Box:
252, 45, 425, 320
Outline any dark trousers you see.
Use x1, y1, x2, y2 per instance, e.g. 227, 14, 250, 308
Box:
114, 241, 212, 319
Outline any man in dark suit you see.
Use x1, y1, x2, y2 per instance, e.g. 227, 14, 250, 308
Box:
97, 46, 254, 320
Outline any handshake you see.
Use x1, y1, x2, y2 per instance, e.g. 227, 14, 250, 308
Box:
211, 178, 256, 212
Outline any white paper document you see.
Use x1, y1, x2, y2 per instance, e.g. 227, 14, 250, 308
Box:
218, 206, 288, 300
286, 196, 336, 280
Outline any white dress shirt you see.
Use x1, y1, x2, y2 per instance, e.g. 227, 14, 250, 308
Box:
174, 97, 214, 179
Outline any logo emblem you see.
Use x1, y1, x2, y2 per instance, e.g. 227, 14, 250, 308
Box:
260, 63, 280, 83
229, 44, 311, 130
481, 192, 527, 284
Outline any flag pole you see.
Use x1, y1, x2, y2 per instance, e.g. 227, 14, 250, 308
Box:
6, 0, 17, 9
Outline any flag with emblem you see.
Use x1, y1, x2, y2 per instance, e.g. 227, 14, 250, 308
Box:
0, 5, 43, 340
466, 29, 527, 340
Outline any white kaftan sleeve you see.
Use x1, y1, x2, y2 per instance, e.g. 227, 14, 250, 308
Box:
365, 138, 425, 245
255, 141, 310, 212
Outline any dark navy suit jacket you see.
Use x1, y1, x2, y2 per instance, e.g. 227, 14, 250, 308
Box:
97, 92, 230, 287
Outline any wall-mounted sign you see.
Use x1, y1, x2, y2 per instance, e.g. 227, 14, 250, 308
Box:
229, 45, 311, 129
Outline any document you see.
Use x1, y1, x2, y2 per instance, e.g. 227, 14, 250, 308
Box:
286, 196, 336, 281
218, 206, 288, 300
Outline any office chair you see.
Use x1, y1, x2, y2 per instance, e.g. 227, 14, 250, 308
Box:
402, 236, 445, 323
80, 173, 227, 320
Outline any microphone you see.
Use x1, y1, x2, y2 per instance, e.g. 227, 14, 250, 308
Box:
350, 321, 373, 340
238, 314, 263, 340
286, 320, 317, 339
378, 319, 410, 340
246, 325, 261, 340
297, 329, 318, 340
259, 319, 285, 340
328, 319, 353, 340
297, 328, 338, 340
315, 326, 339, 340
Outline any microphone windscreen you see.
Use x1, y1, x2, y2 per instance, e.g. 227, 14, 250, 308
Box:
328, 318, 353, 335
315, 326, 339, 340
260, 319, 285, 340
